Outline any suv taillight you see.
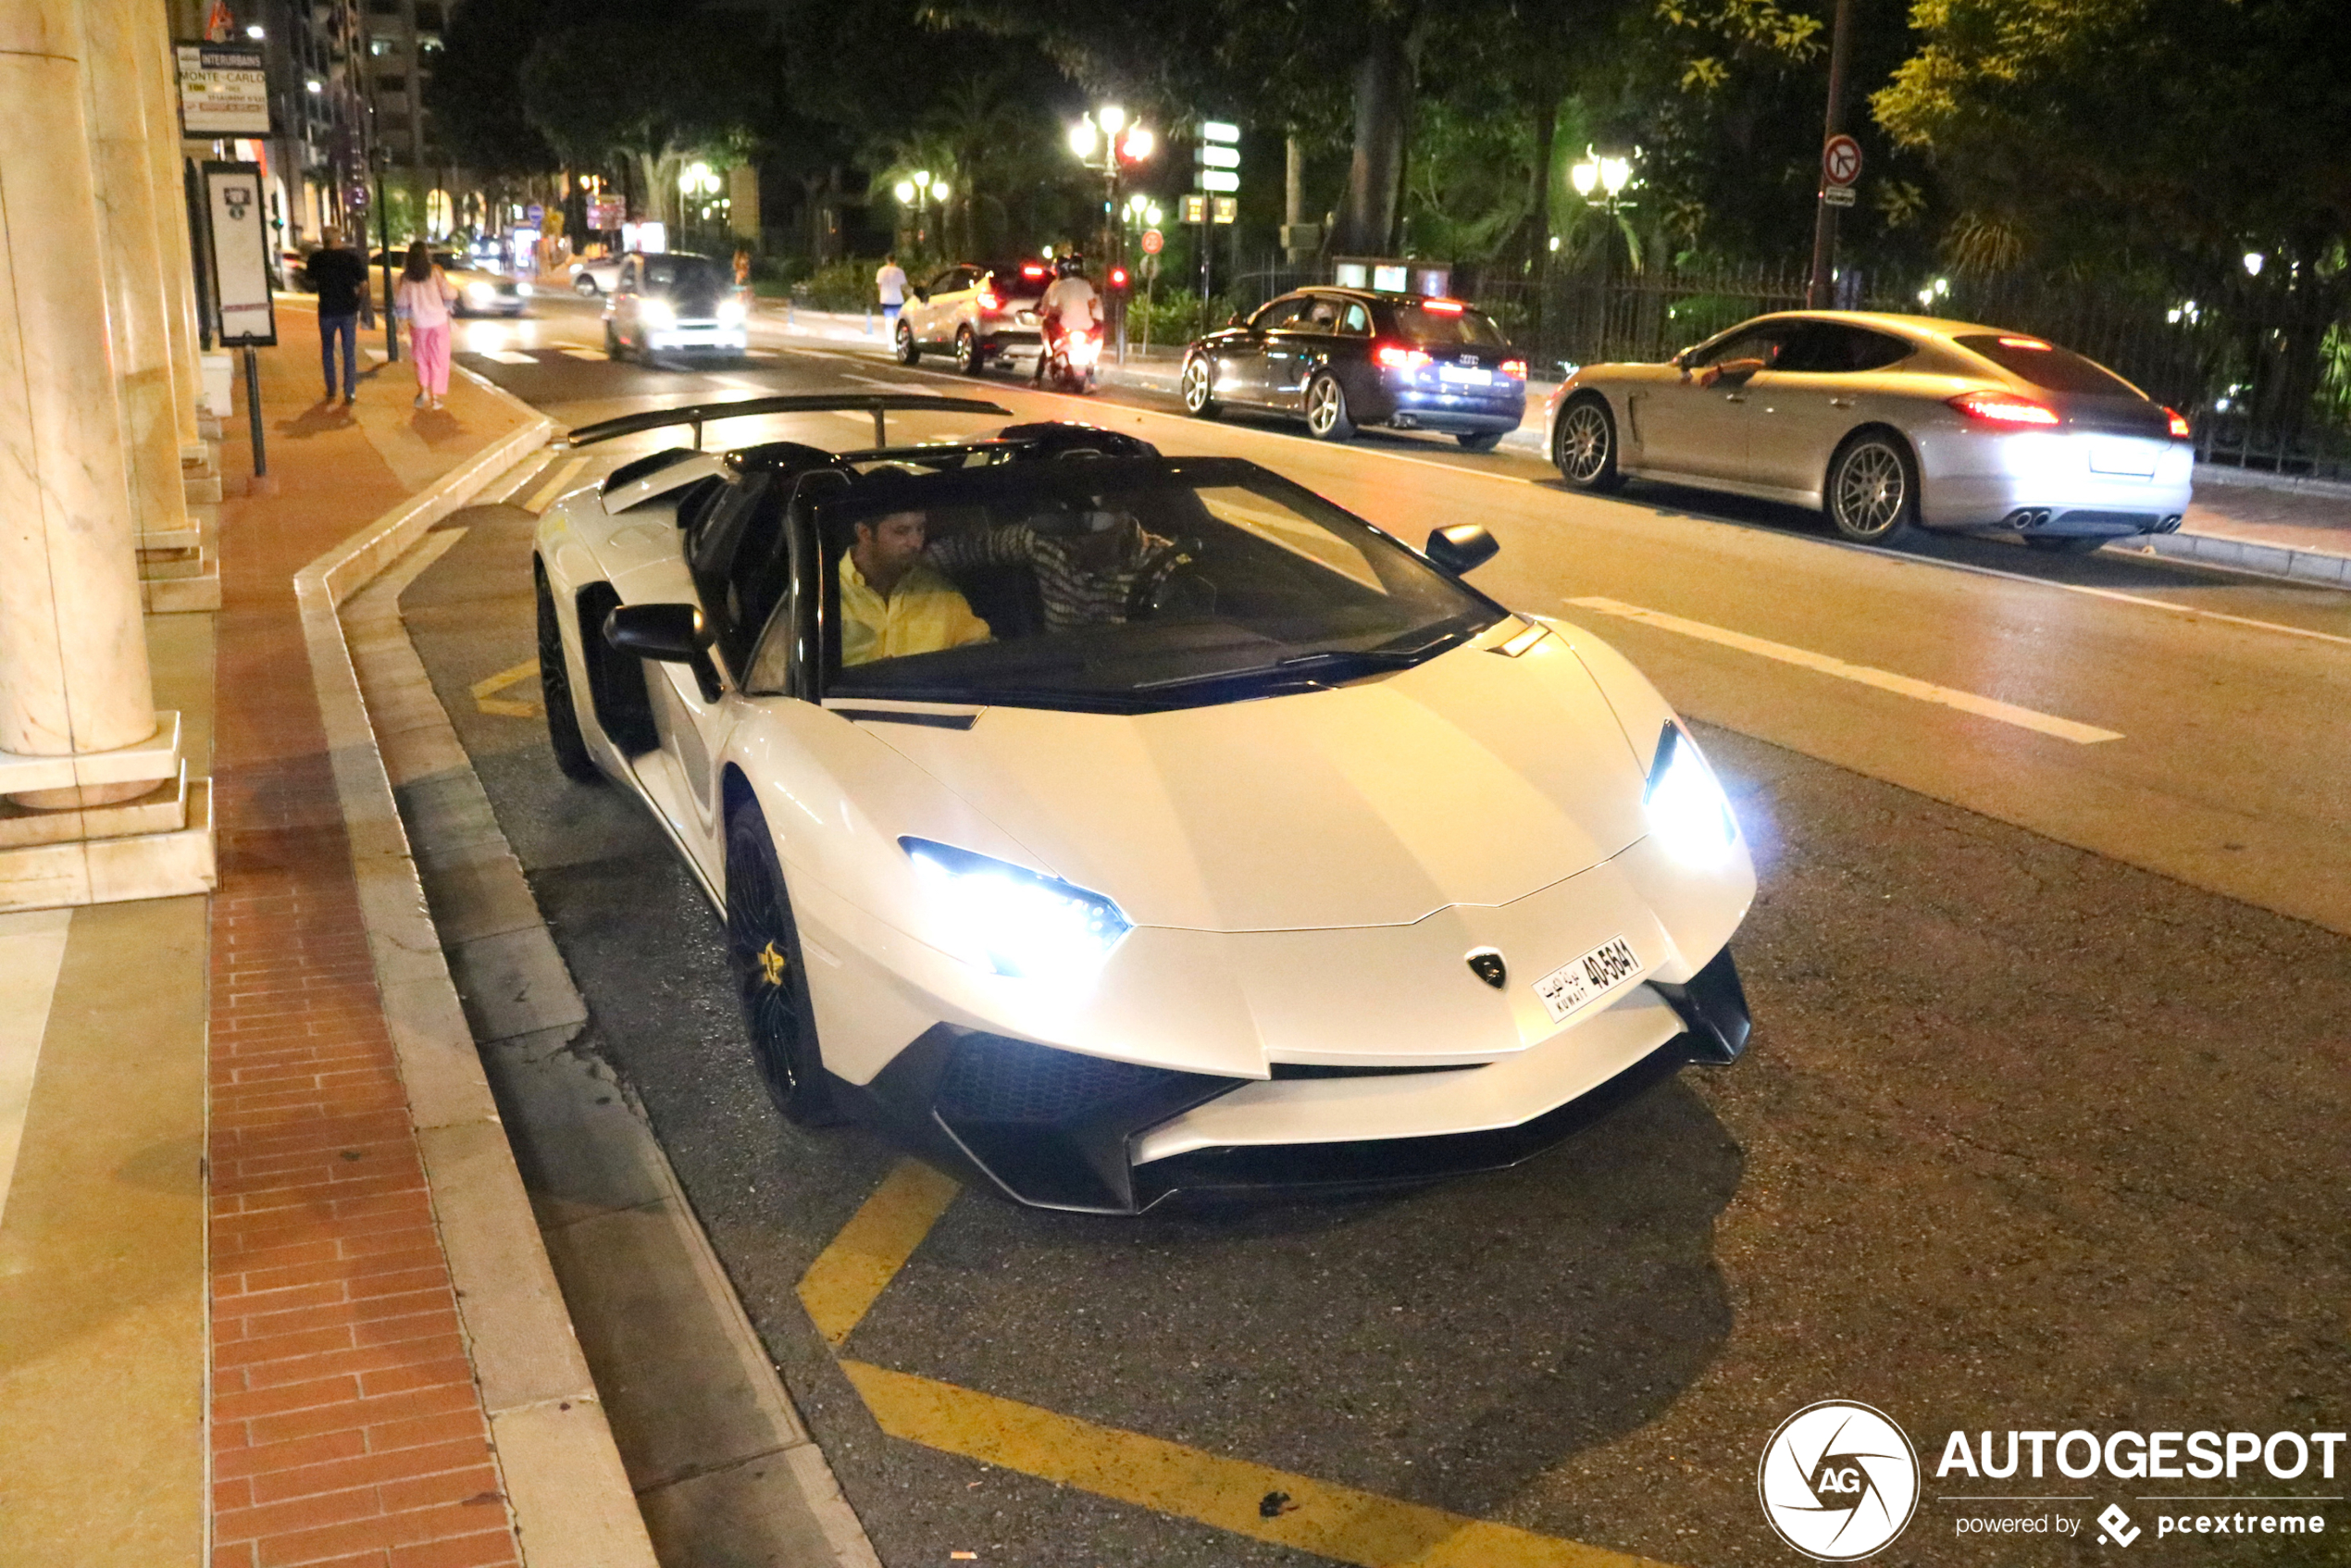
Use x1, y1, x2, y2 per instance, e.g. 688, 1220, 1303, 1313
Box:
978, 290, 1001, 311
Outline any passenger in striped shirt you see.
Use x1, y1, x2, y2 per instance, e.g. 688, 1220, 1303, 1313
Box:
928, 504, 1176, 633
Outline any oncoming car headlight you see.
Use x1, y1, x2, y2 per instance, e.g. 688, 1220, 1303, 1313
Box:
639, 297, 676, 328
515, 280, 534, 298
464, 280, 494, 305
900, 837, 1131, 979
1644, 721, 1738, 863
716, 296, 747, 327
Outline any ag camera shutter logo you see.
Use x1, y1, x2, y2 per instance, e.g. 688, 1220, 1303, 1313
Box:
1759, 1400, 1922, 1560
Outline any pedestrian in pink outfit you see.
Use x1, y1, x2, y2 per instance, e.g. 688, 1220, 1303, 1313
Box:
393, 239, 456, 409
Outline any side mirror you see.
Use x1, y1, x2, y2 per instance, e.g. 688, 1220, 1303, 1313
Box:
603, 603, 712, 662
1425, 524, 1499, 576
1226, 312, 1244, 328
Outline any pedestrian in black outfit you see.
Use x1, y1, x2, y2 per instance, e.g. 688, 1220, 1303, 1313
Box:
305, 228, 372, 406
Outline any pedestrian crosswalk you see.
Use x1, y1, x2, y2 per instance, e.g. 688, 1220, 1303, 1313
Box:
457, 345, 782, 367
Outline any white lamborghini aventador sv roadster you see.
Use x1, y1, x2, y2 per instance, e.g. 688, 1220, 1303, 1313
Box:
532, 394, 1757, 1213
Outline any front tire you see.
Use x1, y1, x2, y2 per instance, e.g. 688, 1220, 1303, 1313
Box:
954, 327, 982, 375
1554, 395, 1623, 491
1457, 429, 1504, 453
535, 569, 601, 783
1824, 431, 1920, 544
725, 805, 839, 1126
1180, 355, 1221, 418
1304, 372, 1355, 441
895, 322, 920, 365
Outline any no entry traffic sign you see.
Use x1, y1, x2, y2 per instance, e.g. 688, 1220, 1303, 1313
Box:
1822, 133, 1862, 189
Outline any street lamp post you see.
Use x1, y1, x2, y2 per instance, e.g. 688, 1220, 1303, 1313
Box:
678, 161, 722, 253
1069, 106, 1154, 364
1570, 150, 1634, 362
891, 169, 948, 261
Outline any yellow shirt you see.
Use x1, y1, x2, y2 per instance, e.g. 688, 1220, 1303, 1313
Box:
839, 554, 992, 666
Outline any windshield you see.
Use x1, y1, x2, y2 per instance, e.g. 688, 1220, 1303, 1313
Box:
820, 457, 1502, 713
643, 255, 728, 293
1956, 333, 2141, 397
1389, 303, 1509, 346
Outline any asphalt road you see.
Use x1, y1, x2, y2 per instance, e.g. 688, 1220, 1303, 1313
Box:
397, 295, 2351, 1567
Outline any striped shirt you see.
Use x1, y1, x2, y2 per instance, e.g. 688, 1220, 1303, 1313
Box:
929, 525, 1172, 634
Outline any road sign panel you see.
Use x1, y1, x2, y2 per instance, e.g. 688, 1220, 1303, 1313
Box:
1140, 229, 1164, 255
1212, 196, 1238, 225
1180, 193, 1207, 225
1198, 169, 1239, 193
1822, 133, 1862, 189
1822, 184, 1857, 207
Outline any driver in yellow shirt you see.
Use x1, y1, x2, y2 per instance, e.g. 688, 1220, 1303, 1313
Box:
839, 510, 993, 666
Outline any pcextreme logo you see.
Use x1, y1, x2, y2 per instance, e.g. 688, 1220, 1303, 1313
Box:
1759, 1400, 1922, 1561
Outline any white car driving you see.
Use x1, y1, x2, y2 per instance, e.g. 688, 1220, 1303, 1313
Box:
532, 396, 1756, 1212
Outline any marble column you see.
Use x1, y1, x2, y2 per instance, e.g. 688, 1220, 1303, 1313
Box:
135, 9, 204, 439
81, 0, 190, 541
0, 0, 163, 808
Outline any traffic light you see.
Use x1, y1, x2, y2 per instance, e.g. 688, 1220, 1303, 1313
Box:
1108, 266, 1130, 291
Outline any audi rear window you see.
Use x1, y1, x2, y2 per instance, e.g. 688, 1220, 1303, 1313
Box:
1957, 334, 2139, 397
1389, 304, 1508, 346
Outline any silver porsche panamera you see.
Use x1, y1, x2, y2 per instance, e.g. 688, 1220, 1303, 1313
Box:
1543, 311, 2195, 552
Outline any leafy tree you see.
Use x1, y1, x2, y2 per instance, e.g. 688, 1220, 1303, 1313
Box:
518, 3, 773, 234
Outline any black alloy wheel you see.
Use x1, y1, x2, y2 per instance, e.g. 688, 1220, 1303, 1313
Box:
534, 569, 602, 783
1825, 431, 1920, 544
1555, 395, 1623, 492
1304, 372, 1355, 441
1180, 355, 1221, 418
1457, 430, 1504, 453
955, 328, 982, 375
2024, 535, 2108, 555
724, 805, 840, 1126
895, 322, 921, 365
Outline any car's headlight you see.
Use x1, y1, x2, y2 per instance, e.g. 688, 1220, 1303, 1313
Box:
516, 280, 533, 298
717, 297, 746, 326
639, 297, 676, 328
465, 281, 493, 305
901, 837, 1131, 978
1644, 721, 1738, 863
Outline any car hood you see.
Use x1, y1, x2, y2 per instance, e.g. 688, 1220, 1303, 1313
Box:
859, 632, 1651, 931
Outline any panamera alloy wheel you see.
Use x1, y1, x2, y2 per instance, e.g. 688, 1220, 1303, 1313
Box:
1181, 356, 1220, 418
1826, 433, 1919, 544
1557, 398, 1623, 491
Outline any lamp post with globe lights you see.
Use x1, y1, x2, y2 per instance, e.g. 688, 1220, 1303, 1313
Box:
678, 161, 723, 254
1570, 150, 1636, 361
1067, 106, 1155, 279
891, 169, 949, 263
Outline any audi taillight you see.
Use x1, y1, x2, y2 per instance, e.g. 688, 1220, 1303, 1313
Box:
1376, 342, 1430, 373
2163, 406, 2191, 439
1947, 390, 2059, 426
1501, 358, 1528, 380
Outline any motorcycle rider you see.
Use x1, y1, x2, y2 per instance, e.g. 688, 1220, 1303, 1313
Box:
1034, 252, 1100, 386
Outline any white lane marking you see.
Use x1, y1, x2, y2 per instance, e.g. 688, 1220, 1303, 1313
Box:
770, 344, 2351, 648
1565, 595, 2125, 744
478, 348, 539, 365
0, 909, 75, 1228
523, 454, 591, 514
742, 348, 777, 359
561, 348, 608, 362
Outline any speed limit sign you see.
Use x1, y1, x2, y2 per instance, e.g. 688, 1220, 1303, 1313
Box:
1822, 134, 1862, 189
1140, 228, 1164, 255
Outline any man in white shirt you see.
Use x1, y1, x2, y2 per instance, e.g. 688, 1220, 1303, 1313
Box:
875, 255, 908, 331
1034, 254, 1098, 383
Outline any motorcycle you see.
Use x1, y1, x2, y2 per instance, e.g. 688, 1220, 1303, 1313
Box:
1039, 321, 1101, 394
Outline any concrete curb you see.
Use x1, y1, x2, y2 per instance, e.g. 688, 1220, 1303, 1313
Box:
292, 376, 660, 1567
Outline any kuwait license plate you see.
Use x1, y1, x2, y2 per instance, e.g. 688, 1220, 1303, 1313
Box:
1533, 935, 1642, 1024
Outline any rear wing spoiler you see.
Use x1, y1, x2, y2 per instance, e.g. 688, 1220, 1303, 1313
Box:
564, 394, 1013, 454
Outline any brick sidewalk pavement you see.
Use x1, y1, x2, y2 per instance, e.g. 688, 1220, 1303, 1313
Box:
207, 309, 535, 1568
